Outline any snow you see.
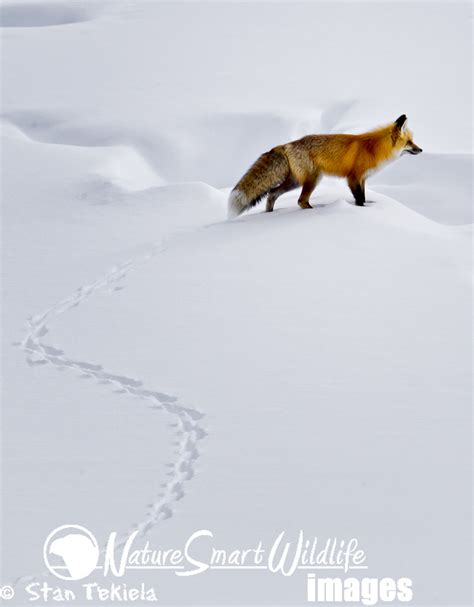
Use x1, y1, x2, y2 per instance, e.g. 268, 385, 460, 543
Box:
1, 1, 471, 606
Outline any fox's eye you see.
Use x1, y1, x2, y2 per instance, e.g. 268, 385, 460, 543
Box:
407, 140, 413, 145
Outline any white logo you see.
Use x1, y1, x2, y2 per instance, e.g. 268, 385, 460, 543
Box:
43, 525, 100, 581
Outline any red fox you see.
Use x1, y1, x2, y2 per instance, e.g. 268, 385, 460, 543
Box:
228, 115, 422, 217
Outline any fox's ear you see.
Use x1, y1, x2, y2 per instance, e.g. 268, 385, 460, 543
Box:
394, 114, 408, 129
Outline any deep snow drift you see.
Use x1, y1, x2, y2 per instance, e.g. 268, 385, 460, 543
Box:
1, 2, 472, 606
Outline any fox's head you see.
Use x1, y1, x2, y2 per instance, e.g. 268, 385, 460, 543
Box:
392, 115, 423, 155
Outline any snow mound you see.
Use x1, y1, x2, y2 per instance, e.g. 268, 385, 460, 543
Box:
371, 152, 473, 225
0, 2, 91, 28
1, 114, 163, 193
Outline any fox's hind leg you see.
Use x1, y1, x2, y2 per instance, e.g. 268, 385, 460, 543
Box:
348, 176, 366, 206
266, 175, 299, 212
297, 175, 320, 210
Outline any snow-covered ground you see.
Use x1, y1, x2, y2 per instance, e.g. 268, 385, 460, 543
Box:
1, 2, 472, 606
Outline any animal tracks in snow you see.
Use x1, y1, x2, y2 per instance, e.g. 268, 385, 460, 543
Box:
16, 237, 207, 583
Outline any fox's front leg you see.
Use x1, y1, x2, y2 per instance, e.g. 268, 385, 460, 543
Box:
348, 176, 366, 206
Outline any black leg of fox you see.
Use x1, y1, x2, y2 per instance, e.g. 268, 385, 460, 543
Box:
266, 175, 299, 212
348, 176, 366, 206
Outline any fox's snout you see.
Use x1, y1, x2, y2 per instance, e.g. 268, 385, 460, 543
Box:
407, 144, 423, 155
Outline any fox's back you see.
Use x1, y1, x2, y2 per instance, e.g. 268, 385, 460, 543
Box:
284, 134, 361, 178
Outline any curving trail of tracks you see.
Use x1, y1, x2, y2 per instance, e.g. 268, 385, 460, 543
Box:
16, 238, 207, 584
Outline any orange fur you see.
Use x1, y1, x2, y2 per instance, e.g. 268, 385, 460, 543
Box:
228, 115, 422, 216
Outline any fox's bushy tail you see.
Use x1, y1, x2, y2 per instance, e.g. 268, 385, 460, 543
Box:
228, 147, 290, 218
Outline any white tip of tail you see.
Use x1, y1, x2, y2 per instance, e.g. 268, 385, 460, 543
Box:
228, 189, 247, 219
